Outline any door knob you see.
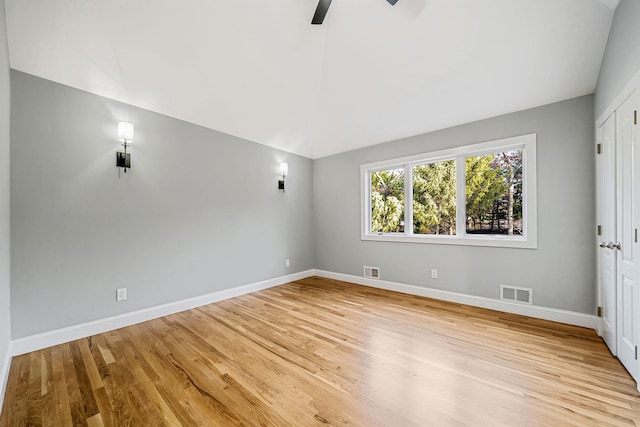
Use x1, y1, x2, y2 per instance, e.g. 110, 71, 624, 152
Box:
599, 242, 608, 248
605, 241, 622, 250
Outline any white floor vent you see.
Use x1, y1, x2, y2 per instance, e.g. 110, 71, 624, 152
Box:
364, 266, 380, 279
500, 285, 532, 305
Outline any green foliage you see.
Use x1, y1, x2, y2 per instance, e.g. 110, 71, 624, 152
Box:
465, 150, 523, 234
371, 169, 404, 232
412, 160, 456, 235
465, 154, 505, 227
369, 150, 523, 236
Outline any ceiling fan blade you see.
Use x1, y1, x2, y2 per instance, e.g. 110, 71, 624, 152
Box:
312, 0, 396, 25
312, 0, 332, 25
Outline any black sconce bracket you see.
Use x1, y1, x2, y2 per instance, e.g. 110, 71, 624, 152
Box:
116, 152, 131, 169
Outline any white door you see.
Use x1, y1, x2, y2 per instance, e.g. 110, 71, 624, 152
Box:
616, 90, 640, 381
598, 113, 617, 354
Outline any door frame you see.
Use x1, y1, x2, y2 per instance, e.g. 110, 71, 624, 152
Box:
596, 114, 617, 354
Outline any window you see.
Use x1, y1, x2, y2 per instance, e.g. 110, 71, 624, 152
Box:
361, 134, 537, 248
413, 160, 456, 235
465, 149, 523, 236
370, 168, 405, 233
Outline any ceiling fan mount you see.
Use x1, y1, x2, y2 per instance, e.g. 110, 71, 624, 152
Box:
312, 0, 399, 25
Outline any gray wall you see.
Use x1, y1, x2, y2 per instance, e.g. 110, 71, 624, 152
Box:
313, 95, 595, 314
0, 0, 11, 367
10, 71, 314, 338
595, 0, 640, 118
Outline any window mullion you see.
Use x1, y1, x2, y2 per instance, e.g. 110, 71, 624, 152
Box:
455, 156, 466, 237
405, 164, 413, 236
364, 168, 372, 236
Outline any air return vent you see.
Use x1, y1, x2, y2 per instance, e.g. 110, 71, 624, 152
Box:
364, 266, 380, 279
500, 285, 532, 305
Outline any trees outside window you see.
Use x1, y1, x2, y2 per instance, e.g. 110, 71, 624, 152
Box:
465, 150, 522, 235
371, 169, 404, 233
413, 160, 456, 235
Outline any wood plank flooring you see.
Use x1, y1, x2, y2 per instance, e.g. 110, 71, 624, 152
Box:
1, 276, 639, 426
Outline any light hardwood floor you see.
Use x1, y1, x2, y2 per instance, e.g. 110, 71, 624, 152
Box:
1, 276, 639, 426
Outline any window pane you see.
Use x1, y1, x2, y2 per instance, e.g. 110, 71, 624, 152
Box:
412, 160, 457, 235
465, 150, 523, 235
371, 169, 405, 233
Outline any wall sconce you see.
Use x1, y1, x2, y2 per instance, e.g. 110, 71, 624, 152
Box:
278, 162, 288, 191
116, 121, 134, 173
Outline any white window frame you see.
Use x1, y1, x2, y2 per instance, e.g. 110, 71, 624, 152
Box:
361, 133, 537, 249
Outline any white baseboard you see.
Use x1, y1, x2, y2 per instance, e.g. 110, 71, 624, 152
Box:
4, 268, 596, 393
0, 267, 603, 416
313, 270, 596, 329
10, 270, 315, 357
10, 268, 595, 358
0, 340, 12, 413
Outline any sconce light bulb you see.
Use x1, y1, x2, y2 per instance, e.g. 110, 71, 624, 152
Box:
118, 121, 134, 144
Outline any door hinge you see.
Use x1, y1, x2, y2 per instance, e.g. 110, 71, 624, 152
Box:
597, 143, 602, 154
597, 306, 603, 317
635, 110, 637, 125
636, 346, 638, 360
635, 228, 638, 243
597, 225, 602, 236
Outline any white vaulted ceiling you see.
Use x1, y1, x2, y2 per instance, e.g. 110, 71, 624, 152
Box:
4, 0, 617, 158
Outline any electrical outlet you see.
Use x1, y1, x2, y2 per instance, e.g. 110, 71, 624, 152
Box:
285, 259, 290, 267
430, 269, 438, 279
116, 288, 127, 301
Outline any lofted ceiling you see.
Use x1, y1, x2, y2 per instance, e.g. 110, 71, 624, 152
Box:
4, 0, 618, 159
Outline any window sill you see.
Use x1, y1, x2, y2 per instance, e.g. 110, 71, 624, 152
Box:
361, 233, 537, 249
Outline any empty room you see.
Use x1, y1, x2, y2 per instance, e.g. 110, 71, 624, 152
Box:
1, 0, 640, 425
